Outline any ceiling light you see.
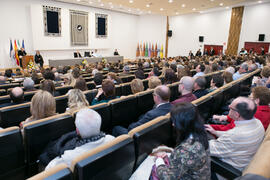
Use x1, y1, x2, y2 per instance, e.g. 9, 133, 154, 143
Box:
128, 9, 131, 12
110, 5, 114, 8
210, 0, 214, 1
175, 12, 179, 15
160, 8, 164, 11
258, 0, 262, 3
77, 0, 80, 2
119, 4, 122, 7
181, 4, 186, 8
129, 0, 133, 3
146, 4, 150, 8
219, 3, 224, 6
137, 8, 140, 11
148, 10, 151, 14
88, 1, 93, 4
192, 8, 196, 11
168, 0, 173, 3
98, 0, 101, 2
100, 3, 104, 6
108, 2, 112, 5
225, 6, 229, 9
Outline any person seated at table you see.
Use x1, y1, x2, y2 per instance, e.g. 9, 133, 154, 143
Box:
114, 49, 119, 56
74, 51, 82, 58
91, 79, 119, 105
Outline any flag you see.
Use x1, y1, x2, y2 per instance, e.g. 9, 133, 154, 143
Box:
17, 39, 21, 49
160, 44, 164, 58
14, 40, 20, 66
155, 43, 157, 57
148, 43, 151, 58
145, 42, 148, 57
140, 43, 143, 57
9, 40, 13, 57
157, 44, 160, 57
136, 43, 140, 57
151, 44, 154, 58
22, 39, 25, 49
143, 43, 145, 57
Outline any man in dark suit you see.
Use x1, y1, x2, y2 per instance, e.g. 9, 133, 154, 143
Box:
209, 47, 215, 56
17, 48, 27, 68
112, 85, 172, 136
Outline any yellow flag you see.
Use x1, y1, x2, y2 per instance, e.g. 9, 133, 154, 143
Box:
160, 44, 164, 58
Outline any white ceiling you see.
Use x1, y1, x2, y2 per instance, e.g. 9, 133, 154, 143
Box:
54, 0, 270, 16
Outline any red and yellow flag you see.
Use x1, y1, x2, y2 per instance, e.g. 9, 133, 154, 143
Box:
136, 43, 140, 57
14, 40, 20, 66
155, 43, 157, 57
151, 44, 154, 58
142, 42, 145, 57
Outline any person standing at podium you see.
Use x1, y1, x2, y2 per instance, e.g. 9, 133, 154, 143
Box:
34, 50, 44, 68
17, 47, 27, 68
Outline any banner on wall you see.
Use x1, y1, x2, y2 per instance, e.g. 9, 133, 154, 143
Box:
70, 10, 88, 46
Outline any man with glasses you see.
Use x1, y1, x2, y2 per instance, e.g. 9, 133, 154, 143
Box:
205, 97, 265, 171
112, 85, 171, 136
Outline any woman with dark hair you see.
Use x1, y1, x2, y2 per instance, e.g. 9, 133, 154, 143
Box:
154, 102, 210, 179
74, 78, 88, 91
164, 69, 178, 85
91, 79, 119, 105
41, 80, 60, 97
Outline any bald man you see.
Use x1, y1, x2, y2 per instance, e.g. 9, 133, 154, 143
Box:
205, 97, 265, 171
112, 85, 172, 136
171, 76, 197, 105
0, 87, 25, 108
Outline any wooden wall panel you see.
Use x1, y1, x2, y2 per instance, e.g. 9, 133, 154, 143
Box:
227, 6, 244, 55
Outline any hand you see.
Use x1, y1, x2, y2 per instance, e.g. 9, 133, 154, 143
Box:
266, 77, 270, 85
204, 124, 217, 135
213, 115, 227, 121
154, 152, 167, 158
96, 88, 103, 98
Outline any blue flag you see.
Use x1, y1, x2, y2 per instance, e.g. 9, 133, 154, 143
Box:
10, 40, 13, 57
22, 39, 25, 49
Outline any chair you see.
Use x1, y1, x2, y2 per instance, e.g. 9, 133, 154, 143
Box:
24, 91, 37, 102
142, 79, 149, 90
192, 94, 213, 120
86, 82, 96, 90
84, 89, 97, 105
27, 164, 72, 180
23, 113, 75, 176
90, 103, 112, 133
128, 115, 173, 169
0, 95, 11, 105
56, 86, 73, 95
136, 90, 154, 116
0, 127, 26, 180
71, 135, 135, 180
0, 102, 31, 128
210, 90, 224, 115
0, 89, 6, 96
167, 82, 180, 102
55, 95, 69, 113
0, 83, 20, 91
110, 95, 138, 127
121, 83, 132, 96
115, 85, 122, 97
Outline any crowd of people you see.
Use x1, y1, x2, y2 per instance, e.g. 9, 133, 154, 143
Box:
0, 51, 270, 179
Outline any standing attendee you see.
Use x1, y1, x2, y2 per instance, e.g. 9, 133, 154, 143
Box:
92, 49, 102, 57
203, 48, 208, 56
209, 47, 215, 56
114, 49, 119, 56
34, 50, 44, 68
18, 47, 27, 68
261, 47, 265, 55
196, 49, 202, 56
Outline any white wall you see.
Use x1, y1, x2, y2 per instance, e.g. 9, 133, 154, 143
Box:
168, 10, 231, 57
239, 3, 270, 52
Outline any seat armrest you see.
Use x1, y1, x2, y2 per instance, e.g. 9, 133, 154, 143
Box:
211, 156, 242, 179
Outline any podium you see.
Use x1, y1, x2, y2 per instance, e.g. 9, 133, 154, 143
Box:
22, 55, 34, 69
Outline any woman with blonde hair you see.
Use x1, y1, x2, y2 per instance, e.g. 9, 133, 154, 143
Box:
131, 79, 144, 94
21, 90, 56, 126
66, 89, 89, 113
148, 76, 162, 89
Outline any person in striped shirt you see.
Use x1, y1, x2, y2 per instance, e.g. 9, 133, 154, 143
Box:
205, 97, 265, 171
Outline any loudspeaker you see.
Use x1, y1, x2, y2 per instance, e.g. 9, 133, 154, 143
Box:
259, 34, 265, 41
199, 36, 204, 42
168, 30, 172, 37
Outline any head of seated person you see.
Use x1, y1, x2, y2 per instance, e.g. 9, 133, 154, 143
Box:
107, 72, 122, 84
62, 73, 72, 86
74, 78, 88, 91
16, 68, 22, 76
0, 76, 7, 84
72, 67, 81, 79
238, 62, 248, 74
135, 69, 145, 80
67, 89, 89, 114
43, 69, 55, 81
10, 87, 24, 104
152, 67, 160, 76
41, 80, 57, 96
148, 76, 162, 89
93, 73, 104, 87
131, 79, 144, 94
101, 79, 116, 100
4, 69, 13, 78
153, 85, 171, 105
23, 78, 35, 92
194, 77, 206, 91
123, 65, 130, 74
164, 69, 178, 84
210, 74, 224, 90
22, 90, 56, 125
44, 108, 115, 169
179, 76, 194, 95
261, 66, 270, 79
222, 71, 233, 84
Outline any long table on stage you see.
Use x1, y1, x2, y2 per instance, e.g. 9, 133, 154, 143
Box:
48, 56, 124, 67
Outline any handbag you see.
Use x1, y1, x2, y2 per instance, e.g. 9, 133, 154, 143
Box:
149, 156, 170, 180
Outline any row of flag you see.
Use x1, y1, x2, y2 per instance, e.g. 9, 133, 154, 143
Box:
136, 42, 164, 58
9, 39, 25, 66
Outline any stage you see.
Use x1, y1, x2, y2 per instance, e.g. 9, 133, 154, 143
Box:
48, 56, 124, 67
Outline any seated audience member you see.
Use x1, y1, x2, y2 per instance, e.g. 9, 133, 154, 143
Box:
153, 102, 210, 179
43, 108, 115, 169
43, 69, 55, 81
193, 76, 209, 98
66, 89, 89, 114
134, 63, 145, 80
119, 65, 131, 76
247, 63, 257, 72
164, 69, 178, 84
20, 90, 56, 126
107, 72, 122, 84
171, 76, 196, 105
93, 73, 104, 88
112, 85, 171, 136
62, 73, 73, 86
233, 62, 248, 80
130, 79, 144, 94
205, 97, 265, 171
250, 87, 270, 130
31, 71, 41, 84
91, 79, 118, 105
177, 67, 189, 80
0, 76, 7, 85
148, 76, 162, 89
74, 78, 88, 91
193, 64, 205, 78
0, 87, 25, 108
148, 67, 160, 78
252, 66, 270, 87
225, 66, 235, 75
4, 69, 14, 78
209, 74, 224, 92
23, 78, 36, 92
222, 71, 233, 84
41, 80, 60, 97
15, 68, 22, 76
71, 68, 81, 86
